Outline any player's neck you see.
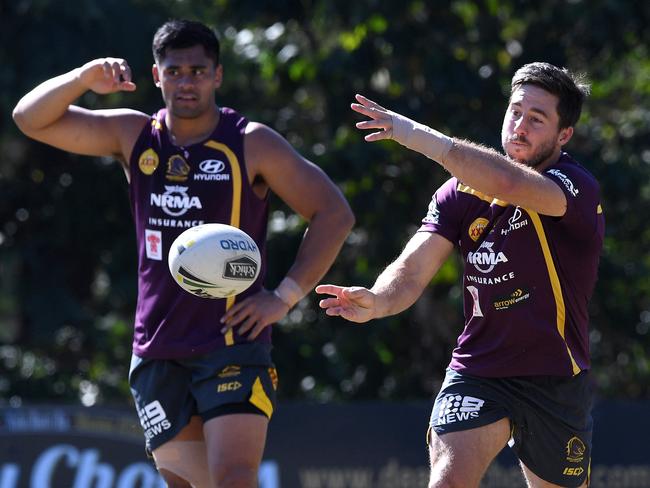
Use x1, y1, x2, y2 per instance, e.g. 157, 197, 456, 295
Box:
535, 147, 563, 173
166, 105, 220, 147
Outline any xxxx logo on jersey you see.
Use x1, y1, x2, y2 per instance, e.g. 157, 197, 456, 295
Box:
468, 217, 489, 242
138, 149, 159, 175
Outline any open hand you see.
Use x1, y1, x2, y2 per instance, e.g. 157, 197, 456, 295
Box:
350, 94, 394, 142
315, 284, 376, 323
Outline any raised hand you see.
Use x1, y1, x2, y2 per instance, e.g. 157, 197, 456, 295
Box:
350, 93, 395, 142
78, 58, 137, 94
351, 93, 454, 163
315, 284, 377, 323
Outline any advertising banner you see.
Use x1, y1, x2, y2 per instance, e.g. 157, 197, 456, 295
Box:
1, 401, 648, 487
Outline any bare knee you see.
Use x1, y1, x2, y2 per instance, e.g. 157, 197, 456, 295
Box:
210, 463, 258, 488
428, 438, 467, 488
429, 467, 478, 488
427, 421, 509, 488
429, 463, 471, 488
429, 470, 473, 488
203, 414, 267, 488
158, 468, 192, 488
429, 481, 466, 488
153, 439, 211, 488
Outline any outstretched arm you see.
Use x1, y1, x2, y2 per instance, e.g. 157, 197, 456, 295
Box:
351, 94, 566, 216
316, 231, 454, 323
12, 58, 147, 162
220, 123, 355, 338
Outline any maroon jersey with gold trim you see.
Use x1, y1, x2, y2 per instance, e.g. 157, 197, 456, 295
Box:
420, 153, 604, 377
128, 107, 269, 358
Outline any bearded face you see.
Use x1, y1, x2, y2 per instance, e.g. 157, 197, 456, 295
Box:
501, 84, 571, 169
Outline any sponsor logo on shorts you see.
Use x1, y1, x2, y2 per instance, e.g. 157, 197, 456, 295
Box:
563, 467, 585, 476
224, 256, 258, 280
436, 394, 485, 425
493, 288, 530, 311
145, 229, 162, 260
218, 365, 241, 378
566, 436, 586, 463
468, 217, 489, 242
137, 400, 171, 440
217, 381, 242, 393
138, 148, 159, 175
166, 155, 190, 182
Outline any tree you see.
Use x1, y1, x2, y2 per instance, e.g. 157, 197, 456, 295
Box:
1, 0, 649, 406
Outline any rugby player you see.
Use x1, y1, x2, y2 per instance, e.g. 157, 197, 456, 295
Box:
13, 19, 354, 488
317, 62, 602, 488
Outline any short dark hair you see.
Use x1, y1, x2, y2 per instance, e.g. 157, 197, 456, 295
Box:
152, 19, 220, 66
510, 62, 590, 129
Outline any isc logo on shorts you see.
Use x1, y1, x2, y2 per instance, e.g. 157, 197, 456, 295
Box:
217, 381, 242, 393
437, 394, 485, 425
137, 400, 172, 440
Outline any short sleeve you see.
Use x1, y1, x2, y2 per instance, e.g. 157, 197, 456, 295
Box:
544, 161, 602, 237
418, 177, 463, 245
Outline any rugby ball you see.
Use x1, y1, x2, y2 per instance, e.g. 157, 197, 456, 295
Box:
168, 223, 261, 299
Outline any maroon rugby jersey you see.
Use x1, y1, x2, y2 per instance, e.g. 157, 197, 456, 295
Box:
128, 107, 269, 358
420, 153, 604, 377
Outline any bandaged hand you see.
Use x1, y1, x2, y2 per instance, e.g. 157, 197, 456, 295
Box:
351, 93, 453, 163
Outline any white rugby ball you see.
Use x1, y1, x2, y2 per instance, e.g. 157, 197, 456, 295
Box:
168, 223, 261, 299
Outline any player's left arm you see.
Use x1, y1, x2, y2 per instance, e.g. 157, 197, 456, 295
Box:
220, 122, 355, 339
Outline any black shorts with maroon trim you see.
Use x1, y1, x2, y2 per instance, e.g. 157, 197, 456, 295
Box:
129, 342, 278, 451
429, 368, 594, 487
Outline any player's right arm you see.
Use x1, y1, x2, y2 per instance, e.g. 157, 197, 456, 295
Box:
12, 58, 148, 163
351, 94, 569, 217
316, 231, 454, 323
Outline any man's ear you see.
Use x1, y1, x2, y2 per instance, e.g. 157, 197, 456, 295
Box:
152, 64, 161, 87
214, 64, 223, 89
558, 126, 573, 146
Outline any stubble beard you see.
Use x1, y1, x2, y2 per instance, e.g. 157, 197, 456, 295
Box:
169, 102, 206, 120
503, 136, 557, 169
165, 90, 213, 120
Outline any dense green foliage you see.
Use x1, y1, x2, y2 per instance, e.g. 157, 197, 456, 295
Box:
1, 0, 649, 407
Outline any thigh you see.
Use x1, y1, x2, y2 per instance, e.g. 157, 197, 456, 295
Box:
428, 369, 512, 487
203, 414, 269, 483
153, 418, 212, 488
429, 418, 511, 488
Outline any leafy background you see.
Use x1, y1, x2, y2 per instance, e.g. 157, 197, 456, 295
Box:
1, 0, 649, 408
